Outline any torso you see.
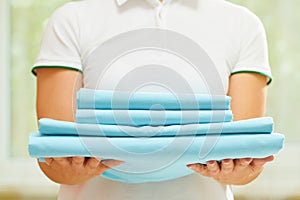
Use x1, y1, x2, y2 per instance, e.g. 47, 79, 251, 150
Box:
55, 0, 257, 199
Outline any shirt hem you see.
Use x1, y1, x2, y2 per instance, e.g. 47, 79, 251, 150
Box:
31, 65, 83, 76
230, 70, 272, 85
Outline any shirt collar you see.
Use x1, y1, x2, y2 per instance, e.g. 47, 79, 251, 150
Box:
116, 0, 128, 6
116, 0, 171, 7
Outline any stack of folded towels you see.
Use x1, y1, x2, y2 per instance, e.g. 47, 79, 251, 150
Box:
29, 88, 284, 183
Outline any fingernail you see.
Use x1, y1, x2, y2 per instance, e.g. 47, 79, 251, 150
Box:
223, 159, 231, 163
187, 164, 195, 170
101, 159, 125, 167
266, 155, 275, 161
96, 157, 102, 161
116, 160, 125, 164
207, 160, 215, 165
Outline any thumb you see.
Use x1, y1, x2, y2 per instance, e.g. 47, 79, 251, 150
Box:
252, 155, 275, 167
100, 159, 125, 168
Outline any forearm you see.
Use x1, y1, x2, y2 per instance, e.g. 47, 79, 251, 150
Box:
35, 68, 123, 184
227, 73, 268, 121
36, 68, 83, 183
188, 73, 273, 185
36, 68, 82, 121
226, 72, 270, 185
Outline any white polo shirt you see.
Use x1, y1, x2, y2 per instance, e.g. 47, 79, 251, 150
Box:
33, 0, 272, 199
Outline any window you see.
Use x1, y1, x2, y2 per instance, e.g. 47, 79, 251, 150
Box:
10, 0, 71, 158
0, 0, 299, 199
229, 0, 300, 143
229, 0, 300, 199
0, 0, 68, 199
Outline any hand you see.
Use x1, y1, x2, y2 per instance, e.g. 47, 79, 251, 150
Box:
39, 157, 124, 185
187, 156, 274, 185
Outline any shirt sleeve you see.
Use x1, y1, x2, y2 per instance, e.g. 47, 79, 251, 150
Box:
32, 3, 82, 75
232, 8, 272, 84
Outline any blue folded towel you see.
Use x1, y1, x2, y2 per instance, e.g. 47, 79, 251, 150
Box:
28, 132, 284, 183
76, 88, 231, 110
29, 87, 284, 183
75, 110, 233, 126
39, 117, 273, 137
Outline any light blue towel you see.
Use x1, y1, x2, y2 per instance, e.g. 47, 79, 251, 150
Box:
39, 117, 273, 137
75, 110, 233, 126
76, 88, 231, 110
28, 132, 284, 183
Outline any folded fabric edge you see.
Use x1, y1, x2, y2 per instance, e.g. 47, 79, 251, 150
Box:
38, 116, 274, 136
76, 88, 232, 110
29, 132, 285, 161
75, 110, 234, 125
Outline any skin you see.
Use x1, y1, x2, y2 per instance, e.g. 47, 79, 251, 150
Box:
36, 68, 124, 185
36, 68, 274, 185
187, 73, 274, 185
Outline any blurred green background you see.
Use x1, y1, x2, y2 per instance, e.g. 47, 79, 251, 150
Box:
9, 0, 300, 158
3, 0, 300, 199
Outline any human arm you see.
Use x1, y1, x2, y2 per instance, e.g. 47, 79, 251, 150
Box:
187, 73, 274, 185
36, 68, 123, 185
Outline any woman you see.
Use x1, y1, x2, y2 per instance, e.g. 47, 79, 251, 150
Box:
33, 0, 274, 199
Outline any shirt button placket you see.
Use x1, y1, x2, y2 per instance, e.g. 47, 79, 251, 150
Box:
155, 2, 168, 28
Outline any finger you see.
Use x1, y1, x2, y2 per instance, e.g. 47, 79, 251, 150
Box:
44, 158, 54, 166
187, 164, 209, 176
52, 157, 71, 167
235, 158, 253, 170
101, 159, 125, 168
206, 160, 220, 177
91, 160, 124, 175
71, 157, 85, 167
221, 159, 234, 174
251, 155, 274, 167
85, 157, 101, 170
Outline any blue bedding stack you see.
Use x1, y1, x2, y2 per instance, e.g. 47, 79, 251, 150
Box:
29, 88, 284, 183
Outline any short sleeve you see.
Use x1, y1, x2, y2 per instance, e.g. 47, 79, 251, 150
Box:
232, 8, 272, 84
32, 3, 82, 75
